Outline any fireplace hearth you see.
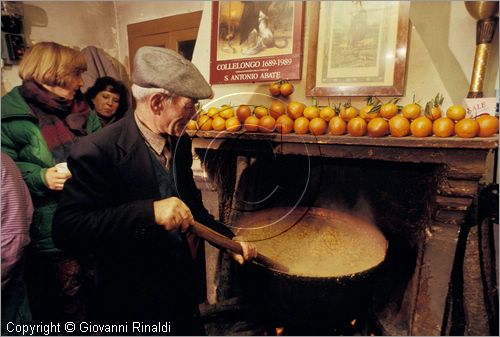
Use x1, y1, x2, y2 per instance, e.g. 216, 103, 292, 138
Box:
191, 131, 498, 335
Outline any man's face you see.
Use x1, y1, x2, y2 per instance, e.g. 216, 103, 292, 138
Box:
158, 95, 197, 136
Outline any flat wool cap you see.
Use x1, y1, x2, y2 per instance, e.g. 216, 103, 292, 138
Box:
132, 46, 213, 99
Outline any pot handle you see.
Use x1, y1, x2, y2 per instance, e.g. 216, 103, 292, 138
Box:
191, 220, 288, 272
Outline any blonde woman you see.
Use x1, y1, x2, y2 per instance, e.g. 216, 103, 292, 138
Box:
1, 41, 101, 323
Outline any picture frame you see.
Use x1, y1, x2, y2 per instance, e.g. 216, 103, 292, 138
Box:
210, 1, 304, 84
306, 1, 410, 97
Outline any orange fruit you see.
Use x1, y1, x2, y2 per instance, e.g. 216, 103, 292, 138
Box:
410, 116, 433, 137
446, 105, 466, 121
198, 115, 213, 131
244, 116, 260, 132
476, 115, 499, 137
388, 115, 410, 137
432, 117, 455, 137
225, 117, 241, 131
287, 101, 306, 120
359, 105, 379, 121
425, 107, 442, 121
347, 117, 367, 136
258, 115, 276, 133
280, 82, 294, 97
212, 116, 226, 131
294, 117, 310, 134
186, 120, 198, 130
236, 105, 252, 123
219, 104, 234, 119
303, 106, 320, 120
455, 118, 479, 138
197, 110, 208, 119
402, 103, 421, 120
275, 115, 294, 134
367, 117, 389, 137
254, 106, 269, 118
340, 106, 358, 121
425, 93, 444, 121
309, 117, 327, 135
328, 116, 347, 135
379, 103, 399, 119
207, 106, 219, 118
319, 106, 336, 122
269, 82, 281, 96
269, 100, 286, 119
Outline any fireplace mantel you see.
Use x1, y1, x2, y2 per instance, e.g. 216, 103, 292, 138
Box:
190, 131, 496, 149
189, 131, 498, 335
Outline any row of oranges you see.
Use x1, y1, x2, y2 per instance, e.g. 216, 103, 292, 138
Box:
187, 102, 499, 138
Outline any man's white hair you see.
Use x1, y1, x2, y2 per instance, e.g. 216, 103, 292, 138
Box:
131, 84, 176, 102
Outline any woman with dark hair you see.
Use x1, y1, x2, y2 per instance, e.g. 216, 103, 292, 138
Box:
86, 76, 129, 126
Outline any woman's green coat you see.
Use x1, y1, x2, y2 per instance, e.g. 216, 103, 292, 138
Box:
1, 86, 101, 253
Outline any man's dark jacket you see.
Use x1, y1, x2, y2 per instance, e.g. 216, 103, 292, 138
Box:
53, 116, 234, 331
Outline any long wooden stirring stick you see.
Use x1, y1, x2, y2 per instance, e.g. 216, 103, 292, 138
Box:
191, 220, 288, 272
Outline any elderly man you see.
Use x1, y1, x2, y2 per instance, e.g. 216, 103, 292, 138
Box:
53, 47, 255, 334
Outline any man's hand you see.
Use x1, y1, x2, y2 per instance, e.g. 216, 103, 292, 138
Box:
153, 197, 194, 232
230, 237, 257, 265
44, 167, 72, 191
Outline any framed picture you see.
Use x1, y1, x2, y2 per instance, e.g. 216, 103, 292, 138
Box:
210, 1, 304, 84
306, 1, 410, 97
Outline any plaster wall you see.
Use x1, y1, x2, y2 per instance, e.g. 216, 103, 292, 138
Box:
1, 1, 117, 94
192, 1, 498, 109
1, 1, 498, 109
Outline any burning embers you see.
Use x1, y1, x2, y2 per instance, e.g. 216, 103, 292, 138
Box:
268, 315, 383, 335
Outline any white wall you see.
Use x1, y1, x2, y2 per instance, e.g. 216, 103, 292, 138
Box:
410, 1, 498, 103
2, 1, 498, 109
193, 1, 498, 110
1, 1, 117, 94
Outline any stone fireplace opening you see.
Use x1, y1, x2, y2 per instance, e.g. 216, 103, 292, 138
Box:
191, 133, 498, 335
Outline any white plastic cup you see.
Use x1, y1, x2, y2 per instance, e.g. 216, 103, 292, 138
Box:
55, 162, 70, 174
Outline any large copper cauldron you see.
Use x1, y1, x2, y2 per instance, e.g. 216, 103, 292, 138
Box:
234, 207, 388, 334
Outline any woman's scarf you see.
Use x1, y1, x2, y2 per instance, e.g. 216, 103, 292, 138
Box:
20, 80, 90, 163
97, 114, 116, 127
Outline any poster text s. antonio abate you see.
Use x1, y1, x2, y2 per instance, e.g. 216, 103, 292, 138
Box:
216, 57, 294, 82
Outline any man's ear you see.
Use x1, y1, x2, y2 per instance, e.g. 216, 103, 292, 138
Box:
149, 93, 165, 115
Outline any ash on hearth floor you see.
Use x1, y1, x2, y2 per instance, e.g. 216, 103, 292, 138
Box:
199, 297, 385, 336
200, 298, 269, 336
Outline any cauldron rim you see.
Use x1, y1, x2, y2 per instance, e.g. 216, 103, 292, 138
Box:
251, 254, 386, 283
235, 206, 389, 282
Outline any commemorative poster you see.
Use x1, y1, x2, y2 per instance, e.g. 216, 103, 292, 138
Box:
210, 1, 304, 84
